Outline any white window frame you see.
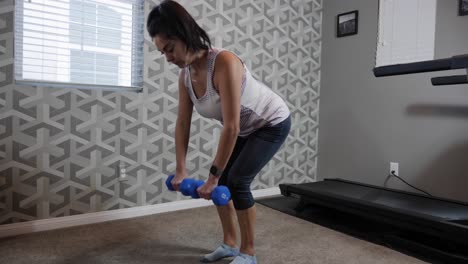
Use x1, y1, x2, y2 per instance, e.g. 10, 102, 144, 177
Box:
375, 0, 437, 67
14, 0, 144, 92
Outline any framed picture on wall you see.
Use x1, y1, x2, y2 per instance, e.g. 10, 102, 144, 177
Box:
460, 0, 468, 16
337, 10, 359, 37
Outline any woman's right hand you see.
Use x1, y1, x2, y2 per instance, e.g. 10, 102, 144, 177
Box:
171, 171, 188, 191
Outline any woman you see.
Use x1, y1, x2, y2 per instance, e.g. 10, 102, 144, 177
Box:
147, 1, 291, 263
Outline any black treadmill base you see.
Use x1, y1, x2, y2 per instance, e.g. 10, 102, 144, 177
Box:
279, 179, 468, 247
257, 196, 468, 264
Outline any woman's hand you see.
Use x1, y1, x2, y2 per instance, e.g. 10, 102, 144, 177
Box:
197, 175, 219, 200
171, 171, 188, 191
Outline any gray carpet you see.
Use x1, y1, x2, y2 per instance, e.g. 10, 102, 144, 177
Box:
0, 204, 427, 264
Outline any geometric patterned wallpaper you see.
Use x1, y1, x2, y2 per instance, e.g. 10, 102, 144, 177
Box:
0, 0, 322, 224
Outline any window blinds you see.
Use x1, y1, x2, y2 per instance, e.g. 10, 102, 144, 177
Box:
14, 0, 144, 92
375, 0, 437, 67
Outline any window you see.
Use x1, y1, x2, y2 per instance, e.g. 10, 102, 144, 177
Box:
375, 0, 437, 67
14, 0, 144, 92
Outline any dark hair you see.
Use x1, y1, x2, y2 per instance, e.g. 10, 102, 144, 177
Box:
147, 0, 212, 51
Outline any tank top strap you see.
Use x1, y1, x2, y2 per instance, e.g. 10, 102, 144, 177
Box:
207, 48, 225, 93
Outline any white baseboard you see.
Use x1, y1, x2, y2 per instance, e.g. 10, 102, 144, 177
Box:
0, 187, 281, 239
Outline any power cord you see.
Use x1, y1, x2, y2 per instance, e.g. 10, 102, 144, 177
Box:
390, 171, 432, 197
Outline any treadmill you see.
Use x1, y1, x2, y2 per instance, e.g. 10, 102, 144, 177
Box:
280, 55, 468, 261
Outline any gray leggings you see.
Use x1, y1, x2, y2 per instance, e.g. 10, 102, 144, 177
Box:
218, 116, 291, 210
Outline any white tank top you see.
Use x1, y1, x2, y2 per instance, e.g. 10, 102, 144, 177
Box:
184, 48, 290, 137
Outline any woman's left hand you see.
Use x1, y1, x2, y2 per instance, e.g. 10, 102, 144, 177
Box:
197, 176, 219, 200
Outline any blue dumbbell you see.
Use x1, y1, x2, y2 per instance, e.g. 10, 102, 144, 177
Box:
190, 181, 230, 206
179, 178, 204, 197
211, 185, 231, 206
166, 175, 201, 197
165, 174, 176, 191
166, 175, 201, 196
166, 175, 231, 206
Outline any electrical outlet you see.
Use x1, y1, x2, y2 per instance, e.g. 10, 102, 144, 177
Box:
119, 162, 127, 181
390, 162, 399, 176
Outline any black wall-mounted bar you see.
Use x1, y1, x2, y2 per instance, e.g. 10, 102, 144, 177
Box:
373, 55, 468, 77
432, 75, 468, 86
